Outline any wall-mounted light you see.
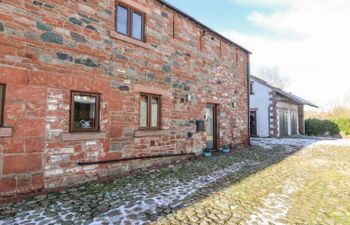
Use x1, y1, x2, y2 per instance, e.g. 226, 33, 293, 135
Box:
232, 101, 237, 108
186, 94, 192, 102
204, 109, 209, 120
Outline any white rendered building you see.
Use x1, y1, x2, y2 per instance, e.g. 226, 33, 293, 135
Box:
249, 76, 317, 137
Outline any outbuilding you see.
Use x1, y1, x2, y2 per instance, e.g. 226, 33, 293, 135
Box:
250, 75, 317, 137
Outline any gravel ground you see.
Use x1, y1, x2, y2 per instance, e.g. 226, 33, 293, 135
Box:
1, 137, 350, 225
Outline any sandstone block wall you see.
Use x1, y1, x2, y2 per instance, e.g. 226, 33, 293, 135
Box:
0, 0, 250, 198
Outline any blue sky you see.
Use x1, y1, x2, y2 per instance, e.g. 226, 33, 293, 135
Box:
165, 0, 280, 35
165, 0, 350, 109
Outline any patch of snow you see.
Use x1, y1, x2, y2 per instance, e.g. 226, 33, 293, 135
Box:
313, 139, 350, 147
251, 138, 317, 148
93, 161, 250, 224
251, 137, 350, 150
246, 180, 302, 225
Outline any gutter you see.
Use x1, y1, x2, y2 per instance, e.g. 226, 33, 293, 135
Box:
78, 152, 196, 166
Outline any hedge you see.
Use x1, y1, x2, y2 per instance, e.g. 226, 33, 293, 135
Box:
305, 118, 340, 136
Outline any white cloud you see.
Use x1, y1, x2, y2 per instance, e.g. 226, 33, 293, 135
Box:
225, 0, 350, 109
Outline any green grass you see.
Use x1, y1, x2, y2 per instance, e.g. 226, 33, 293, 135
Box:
156, 144, 350, 224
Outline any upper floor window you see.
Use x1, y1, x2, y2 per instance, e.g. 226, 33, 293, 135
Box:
140, 94, 160, 129
116, 4, 145, 41
250, 82, 254, 95
70, 91, 100, 132
0, 84, 5, 126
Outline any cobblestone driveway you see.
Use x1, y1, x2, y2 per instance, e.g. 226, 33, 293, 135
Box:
1, 138, 350, 225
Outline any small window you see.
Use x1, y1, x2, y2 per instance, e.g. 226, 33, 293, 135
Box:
250, 82, 254, 95
0, 84, 5, 127
70, 92, 100, 132
116, 4, 145, 41
139, 94, 160, 129
132, 12, 143, 40
117, 5, 128, 35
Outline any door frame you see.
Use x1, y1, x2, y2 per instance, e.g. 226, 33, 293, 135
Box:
205, 103, 218, 151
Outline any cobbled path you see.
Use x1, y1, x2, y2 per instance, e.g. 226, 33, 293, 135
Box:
1, 137, 350, 225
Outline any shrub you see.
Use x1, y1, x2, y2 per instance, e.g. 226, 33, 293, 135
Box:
333, 118, 350, 136
305, 118, 340, 136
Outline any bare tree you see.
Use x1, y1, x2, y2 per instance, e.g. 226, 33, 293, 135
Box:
342, 92, 350, 107
325, 93, 350, 119
305, 93, 350, 120
255, 66, 290, 89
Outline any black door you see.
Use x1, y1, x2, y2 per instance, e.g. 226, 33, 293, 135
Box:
250, 111, 257, 136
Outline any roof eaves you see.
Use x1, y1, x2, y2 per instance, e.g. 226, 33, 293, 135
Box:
251, 75, 318, 108
275, 90, 318, 108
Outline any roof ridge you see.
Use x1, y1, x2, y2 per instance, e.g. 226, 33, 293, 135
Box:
156, 0, 252, 54
250, 75, 318, 108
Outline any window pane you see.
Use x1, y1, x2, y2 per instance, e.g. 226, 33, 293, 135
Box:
151, 96, 159, 128
132, 12, 143, 40
73, 94, 97, 130
117, 6, 128, 35
0, 85, 4, 126
140, 95, 148, 128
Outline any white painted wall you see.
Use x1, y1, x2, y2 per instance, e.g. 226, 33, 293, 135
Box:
249, 78, 272, 137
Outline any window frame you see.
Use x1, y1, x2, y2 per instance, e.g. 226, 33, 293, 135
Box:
70, 91, 101, 133
115, 2, 146, 42
139, 93, 161, 130
0, 84, 5, 127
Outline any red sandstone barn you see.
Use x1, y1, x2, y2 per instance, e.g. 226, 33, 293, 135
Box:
0, 0, 250, 198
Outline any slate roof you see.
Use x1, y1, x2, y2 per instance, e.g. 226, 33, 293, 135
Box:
251, 75, 318, 108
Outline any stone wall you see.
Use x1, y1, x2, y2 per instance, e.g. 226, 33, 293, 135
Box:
268, 91, 278, 137
0, 0, 250, 198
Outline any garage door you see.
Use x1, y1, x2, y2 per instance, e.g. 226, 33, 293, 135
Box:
291, 111, 298, 135
279, 108, 289, 137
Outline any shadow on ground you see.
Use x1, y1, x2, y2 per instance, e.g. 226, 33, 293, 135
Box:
0, 139, 318, 224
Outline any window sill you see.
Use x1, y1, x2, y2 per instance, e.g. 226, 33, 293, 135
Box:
0, 127, 13, 137
109, 30, 151, 50
61, 132, 106, 141
134, 130, 169, 137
